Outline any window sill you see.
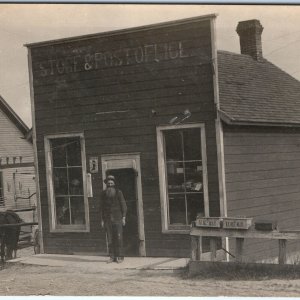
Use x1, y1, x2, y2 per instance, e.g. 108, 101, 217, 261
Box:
50, 225, 89, 233
162, 226, 191, 235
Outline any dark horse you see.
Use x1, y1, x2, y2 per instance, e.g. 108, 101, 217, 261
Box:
0, 210, 23, 263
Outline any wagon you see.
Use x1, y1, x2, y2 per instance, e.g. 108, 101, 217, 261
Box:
4, 207, 39, 254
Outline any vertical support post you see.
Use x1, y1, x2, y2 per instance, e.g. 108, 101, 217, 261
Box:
197, 236, 202, 261
278, 239, 287, 265
210, 237, 217, 261
235, 238, 244, 263
191, 236, 198, 261
13, 172, 17, 207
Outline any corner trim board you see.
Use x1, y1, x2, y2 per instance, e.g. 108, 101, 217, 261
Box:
211, 18, 229, 261
27, 47, 44, 253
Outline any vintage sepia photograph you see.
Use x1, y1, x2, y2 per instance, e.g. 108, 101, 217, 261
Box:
1, 3, 300, 296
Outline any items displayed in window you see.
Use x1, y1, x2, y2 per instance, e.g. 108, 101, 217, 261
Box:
162, 127, 206, 228
49, 137, 86, 227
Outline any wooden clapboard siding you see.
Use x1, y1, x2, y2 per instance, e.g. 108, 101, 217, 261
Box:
35, 109, 216, 132
224, 125, 300, 261
0, 108, 33, 164
0, 104, 35, 211
0, 166, 37, 227
30, 18, 219, 257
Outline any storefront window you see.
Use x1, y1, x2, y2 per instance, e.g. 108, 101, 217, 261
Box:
45, 134, 88, 231
157, 124, 208, 232
0, 172, 4, 206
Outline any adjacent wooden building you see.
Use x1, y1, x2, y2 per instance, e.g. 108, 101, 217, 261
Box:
0, 95, 36, 222
27, 15, 300, 261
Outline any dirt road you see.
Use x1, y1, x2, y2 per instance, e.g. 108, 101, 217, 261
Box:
1, 262, 300, 296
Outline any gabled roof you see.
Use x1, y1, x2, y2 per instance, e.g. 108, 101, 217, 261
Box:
218, 50, 300, 126
0, 95, 29, 136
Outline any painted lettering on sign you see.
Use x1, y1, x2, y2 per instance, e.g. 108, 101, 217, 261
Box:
38, 41, 189, 77
39, 56, 81, 77
223, 218, 252, 229
195, 218, 222, 228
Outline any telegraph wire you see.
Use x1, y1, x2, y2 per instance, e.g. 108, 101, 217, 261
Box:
264, 38, 300, 56
264, 29, 300, 43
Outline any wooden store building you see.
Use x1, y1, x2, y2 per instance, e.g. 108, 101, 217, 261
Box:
27, 14, 300, 261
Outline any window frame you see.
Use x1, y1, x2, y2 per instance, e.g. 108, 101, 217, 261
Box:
156, 123, 209, 234
44, 133, 90, 232
0, 171, 4, 207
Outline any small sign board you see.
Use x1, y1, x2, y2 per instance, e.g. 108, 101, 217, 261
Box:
195, 217, 222, 228
223, 218, 252, 230
86, 173, 93, 197
89, 157, 99, 173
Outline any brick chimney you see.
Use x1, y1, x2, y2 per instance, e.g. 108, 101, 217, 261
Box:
236, 19, 264, 61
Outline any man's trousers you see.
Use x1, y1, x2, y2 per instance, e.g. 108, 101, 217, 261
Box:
105, 220, 124, 259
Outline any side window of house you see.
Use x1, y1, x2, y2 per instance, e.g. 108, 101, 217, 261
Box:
157, 125, 208, 231
0, 172, 4, 206
47, 135, 87, 230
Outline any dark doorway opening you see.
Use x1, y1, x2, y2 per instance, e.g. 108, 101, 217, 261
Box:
106, 168, 139, 256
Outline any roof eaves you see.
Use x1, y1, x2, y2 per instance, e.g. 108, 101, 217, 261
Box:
219, 109, 300, 128
24, 128, 33, 144
219, 109, 235, 124
0, 95, 29, 136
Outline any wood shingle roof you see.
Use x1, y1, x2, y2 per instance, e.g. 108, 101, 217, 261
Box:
218, 50, 300, 126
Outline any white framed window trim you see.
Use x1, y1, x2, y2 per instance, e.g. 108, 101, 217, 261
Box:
0, 171, 4, 207
156, 123, 209, 234
44, 132, 90, 233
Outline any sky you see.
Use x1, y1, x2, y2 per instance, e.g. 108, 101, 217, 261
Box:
0, 4, 300, 127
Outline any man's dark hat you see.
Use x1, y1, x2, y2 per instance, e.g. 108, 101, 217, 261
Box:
104, 175, 116, 184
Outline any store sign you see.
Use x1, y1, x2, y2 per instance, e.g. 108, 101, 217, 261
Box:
38, 41, 189, 77
195, 217, 253, 230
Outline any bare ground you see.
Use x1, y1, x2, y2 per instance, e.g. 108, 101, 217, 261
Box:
1, 248, 300, 296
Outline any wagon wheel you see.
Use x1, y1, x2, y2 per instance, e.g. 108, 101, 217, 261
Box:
33, 229, 40, 254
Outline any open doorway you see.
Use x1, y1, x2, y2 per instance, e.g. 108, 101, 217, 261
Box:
107, 168, 139, 256
101, 153, 146, 256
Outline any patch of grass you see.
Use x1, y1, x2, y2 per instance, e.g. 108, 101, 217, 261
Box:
188, 262, 300, 281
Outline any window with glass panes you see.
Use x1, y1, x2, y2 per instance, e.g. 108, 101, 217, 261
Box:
158, 125, 207, 230
50, 136, 86, 227
0, 172, 4, 206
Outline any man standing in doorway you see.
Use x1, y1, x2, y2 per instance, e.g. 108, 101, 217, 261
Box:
100, 175, 127, 263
